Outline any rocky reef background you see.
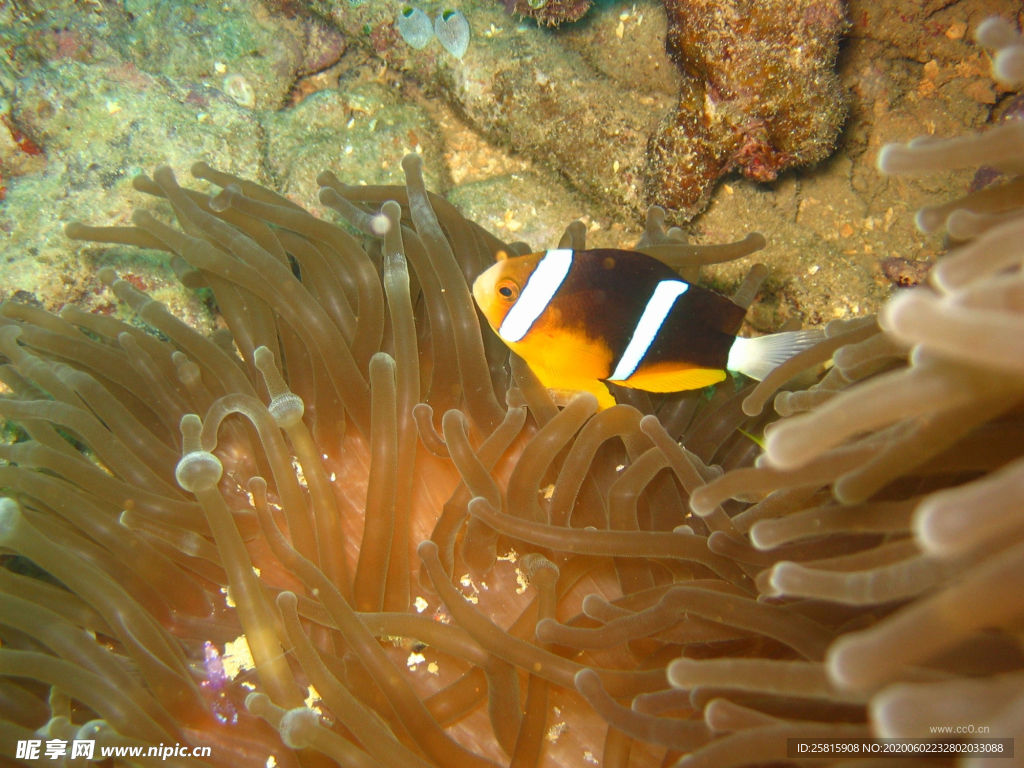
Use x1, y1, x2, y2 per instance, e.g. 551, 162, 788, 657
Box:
0, 0, 1021, 334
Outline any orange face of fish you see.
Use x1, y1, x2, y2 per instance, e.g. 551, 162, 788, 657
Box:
471, 251, 544, 332
473, 249, 622, 408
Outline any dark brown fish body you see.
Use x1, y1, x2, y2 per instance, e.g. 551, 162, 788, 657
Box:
473, 247, 818, 409
539, 249, 745, 371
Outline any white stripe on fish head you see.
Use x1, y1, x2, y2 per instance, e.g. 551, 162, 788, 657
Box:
498, 249, 574, 343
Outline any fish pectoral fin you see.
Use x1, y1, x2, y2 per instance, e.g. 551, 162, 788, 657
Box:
612, 366, 726, 393
526, 358, 618, 410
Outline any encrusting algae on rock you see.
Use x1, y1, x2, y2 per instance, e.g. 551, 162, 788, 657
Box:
2, 17, 1024, 768
648, 0, 848, 218
503, 0, 593, 27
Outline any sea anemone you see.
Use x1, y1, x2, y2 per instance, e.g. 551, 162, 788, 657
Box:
3, 18, 1024, 766
0, 152, 772, 767
683, 18, 1024, 763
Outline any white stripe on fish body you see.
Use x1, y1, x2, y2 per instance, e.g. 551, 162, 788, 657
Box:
609, 279, 689, 382
499, 249, 574, 343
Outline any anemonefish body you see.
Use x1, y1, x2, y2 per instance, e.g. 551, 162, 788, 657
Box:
472, 248, 821, 410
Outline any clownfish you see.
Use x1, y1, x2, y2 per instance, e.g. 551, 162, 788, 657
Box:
472, 247, 822, 410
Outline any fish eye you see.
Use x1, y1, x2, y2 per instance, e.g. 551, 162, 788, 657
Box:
496, 279, 519, 301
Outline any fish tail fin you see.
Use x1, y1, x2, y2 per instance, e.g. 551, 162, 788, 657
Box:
726, 329, 825, 381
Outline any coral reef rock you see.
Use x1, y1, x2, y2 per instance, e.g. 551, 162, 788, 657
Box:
508, 0, 593, 27
648, 0, 849, 218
